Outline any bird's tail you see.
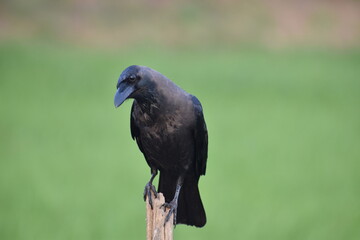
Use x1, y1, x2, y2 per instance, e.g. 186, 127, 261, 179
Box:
158, 172, 206, 227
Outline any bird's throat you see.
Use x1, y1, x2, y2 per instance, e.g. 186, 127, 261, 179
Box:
135, 96, 161, 119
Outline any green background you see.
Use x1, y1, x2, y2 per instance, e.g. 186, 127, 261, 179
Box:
1, 43, 359, 239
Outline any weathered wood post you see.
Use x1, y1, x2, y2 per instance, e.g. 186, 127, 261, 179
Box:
146, 191, 174, 240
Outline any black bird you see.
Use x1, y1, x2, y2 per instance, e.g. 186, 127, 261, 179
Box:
114, 65, 208, 227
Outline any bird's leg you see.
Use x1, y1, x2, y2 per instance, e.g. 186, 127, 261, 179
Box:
143, 169, 158, 209
161, 181, 183, 226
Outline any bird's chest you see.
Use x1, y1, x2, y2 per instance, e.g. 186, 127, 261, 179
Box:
138, 114, 185, 147
136, 114, 193, 170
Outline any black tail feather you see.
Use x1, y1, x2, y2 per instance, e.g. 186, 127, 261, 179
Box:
158, 172, 206, 227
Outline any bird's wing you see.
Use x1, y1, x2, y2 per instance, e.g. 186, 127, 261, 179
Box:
130, 102, 144, 153
131, 102, 157, 170
191, 95, 208, 176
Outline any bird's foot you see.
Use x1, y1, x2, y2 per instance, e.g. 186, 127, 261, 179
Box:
161, 200, 177, 226
143, 182, 158, 209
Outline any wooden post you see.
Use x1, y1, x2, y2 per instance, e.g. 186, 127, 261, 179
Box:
146, 191, 174, 240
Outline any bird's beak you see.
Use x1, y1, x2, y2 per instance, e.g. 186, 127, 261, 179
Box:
114, 83, 135, 108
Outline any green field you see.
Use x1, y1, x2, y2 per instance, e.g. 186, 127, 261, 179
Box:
0, 42, 359, 239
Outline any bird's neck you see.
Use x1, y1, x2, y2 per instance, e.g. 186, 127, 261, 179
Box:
134, 82, 182, 120
135, 90, 163, 118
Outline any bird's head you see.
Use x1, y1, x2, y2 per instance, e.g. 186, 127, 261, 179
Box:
114, 65, 156, 108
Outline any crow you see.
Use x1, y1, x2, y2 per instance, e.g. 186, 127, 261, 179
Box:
114, 65, 208, 227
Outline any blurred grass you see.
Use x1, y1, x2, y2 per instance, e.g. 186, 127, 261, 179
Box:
0, 42, 360, 240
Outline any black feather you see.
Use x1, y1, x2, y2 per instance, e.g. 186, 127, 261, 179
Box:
116, 65, 208, 227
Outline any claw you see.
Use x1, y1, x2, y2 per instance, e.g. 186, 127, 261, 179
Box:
161, 200, 177, 226
144, 182, 158, 209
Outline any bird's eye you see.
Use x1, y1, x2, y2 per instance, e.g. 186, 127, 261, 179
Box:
128, 75, 136, 82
